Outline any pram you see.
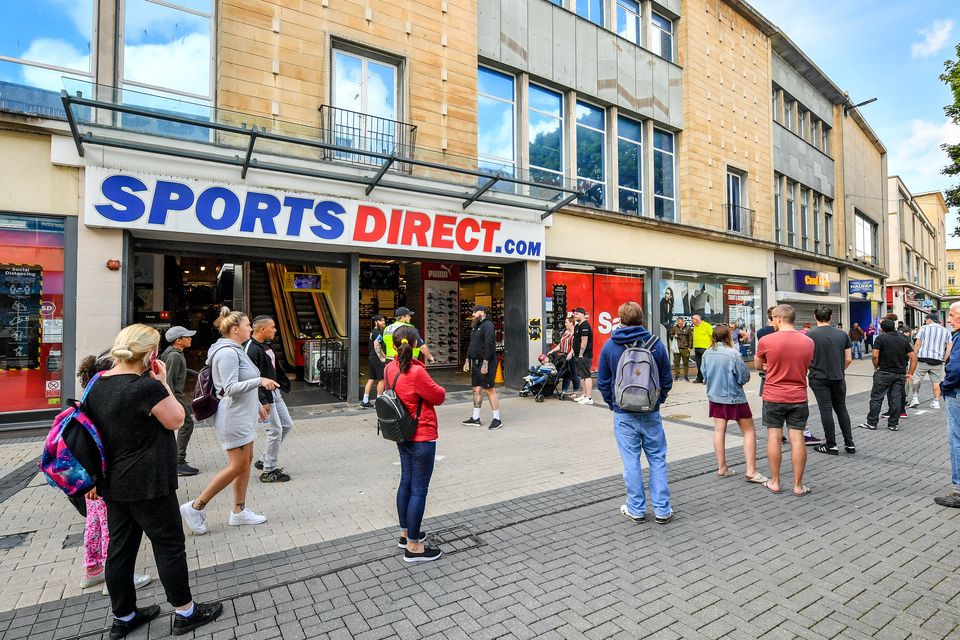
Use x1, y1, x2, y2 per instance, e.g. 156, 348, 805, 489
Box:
519, 354, 568, 402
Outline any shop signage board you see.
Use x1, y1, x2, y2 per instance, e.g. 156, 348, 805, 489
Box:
85, 169, 545, 261
0, 264, 43, 370
793, 269, 832, 294
848, 279, 874, 294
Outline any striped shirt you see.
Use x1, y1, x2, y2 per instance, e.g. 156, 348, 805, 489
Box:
915, 323, 951, 362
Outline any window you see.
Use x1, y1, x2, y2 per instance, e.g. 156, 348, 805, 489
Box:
651, 12, 675, 62
477, 67, 516, 180
332, 48, 399, 156
813, 194, 822, 253
800, 187, 809, 250
797, 108, 807, 139
774, 176, 782, 244
916, 256, 922, 284
949, 261, 956, 271
824, 199, 833, 256
950, 277, 956, 286
528, 84, 564, 190
772, 88, 781, 123
0, 1, 95, 117
575, 101, 606, 207
576, 0, 604, 26
653, 128, 676, 220
617, 116, 643, 215
786, 179, 796, 247
854, 212, 878, 263
783, 98, 794, 130
821, 125, 830, 154
726, 170, 745, 233
616, 0, 641, 44
905, 249, 912, 281
808, 117, 819, 146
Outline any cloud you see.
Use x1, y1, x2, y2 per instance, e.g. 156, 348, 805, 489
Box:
889, 118, 960, 191
123, 32, 211, 97
20, 38, 89, 90
911, 18, 954, 58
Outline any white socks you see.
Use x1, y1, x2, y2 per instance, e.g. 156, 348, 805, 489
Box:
176, 603, 195, 618
362, 394, 370, 403
493, 410, 501, 420
117, 612, 136, 622
472, 408, 481, 420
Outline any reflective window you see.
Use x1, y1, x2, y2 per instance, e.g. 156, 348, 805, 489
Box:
774, 175, 782, 244
576, 0, 604, 26
332, 49, 399, 157
576, 101, 605, 207
528, 84, 564, 190
786, 179, 796, 247
617, 116, 643, 215
617, 0, 641, 45
855, 212, 878, 264
651, 12, 674, 62
653, 128, 675, 221
477, 67, 516, 181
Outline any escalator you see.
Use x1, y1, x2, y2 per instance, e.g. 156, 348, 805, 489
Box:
290, 290, 322, 336
248, 262, 287, 367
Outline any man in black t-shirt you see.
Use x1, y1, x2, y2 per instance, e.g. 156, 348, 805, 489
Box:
572, 307, 595, 405
361, 314, 386, 409
807, 306, 854, 454
861, 319, 917, 431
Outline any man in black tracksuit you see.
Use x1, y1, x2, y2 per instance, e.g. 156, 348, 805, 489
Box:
245, 316, 294, 482
462, 305, 502, 430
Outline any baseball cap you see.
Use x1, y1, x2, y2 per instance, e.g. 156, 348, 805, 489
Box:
395, 306, 414, 317
928, 313, 941, 322
471, 304, 489, 313
165, 326, 196, 342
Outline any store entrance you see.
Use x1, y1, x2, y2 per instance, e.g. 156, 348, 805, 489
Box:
359, 258, 504, 392
132, 250, 348, 406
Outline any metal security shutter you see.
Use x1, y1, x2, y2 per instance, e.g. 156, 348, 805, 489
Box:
788, 302, 838, 328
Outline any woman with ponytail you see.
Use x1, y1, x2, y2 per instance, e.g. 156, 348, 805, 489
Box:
384, 325, 446, 563
81, 324, 222, 637
180, 307, 279, 535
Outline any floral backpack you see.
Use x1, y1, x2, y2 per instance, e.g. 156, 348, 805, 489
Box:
39, 373, 106, 496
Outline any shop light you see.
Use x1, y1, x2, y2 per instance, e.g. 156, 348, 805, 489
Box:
555, 262, 595, 271
726, 277, 749, 284
613, 267, 645, 275
184, 270, 190, 274
463, 270, 501, 276
200, 266, 206, 271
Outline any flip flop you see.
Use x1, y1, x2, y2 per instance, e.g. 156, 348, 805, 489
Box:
745, 473, 769, 484
793, 486, 813, 497
717, 469, 736, 477
761, 480, 781, 494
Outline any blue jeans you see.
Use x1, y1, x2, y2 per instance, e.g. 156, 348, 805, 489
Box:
613, 412, 671, 518
852, 340, 863, 359
946, 396, 960, 490
396, 441, 436, 539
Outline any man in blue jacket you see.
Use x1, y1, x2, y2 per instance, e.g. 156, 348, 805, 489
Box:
597, 301, 674, 524
935, 302, 960, 508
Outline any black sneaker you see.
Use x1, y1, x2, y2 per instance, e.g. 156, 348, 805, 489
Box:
397, 532, 427, 548
359, 401, 374, 409
177, 462, 199, 476
880, 412, 890, 419
655, 512, 674, 525
109, 605, 160, 639
488, 419, 503, 430
260, 468, 291, 483
462, 417, 481, 426
173, 601, 224, 636
858, 422, 877, 430
254, 460, 263, 470
813, 444, 838, 455
844, 445, 856, 454
934, 495, 960, 508
888, 424, 900, 432
403, 546, 443, 563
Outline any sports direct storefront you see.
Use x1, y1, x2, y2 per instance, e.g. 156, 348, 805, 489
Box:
78, 160, 547, 399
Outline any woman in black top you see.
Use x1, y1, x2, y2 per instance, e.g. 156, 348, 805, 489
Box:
82, 324, 222, 638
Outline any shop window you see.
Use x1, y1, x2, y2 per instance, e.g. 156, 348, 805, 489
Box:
653, 128, 676, 221
332, 47, 400, 157
785, 179, 796, 247
800, 187, 809, 250
617, 115, 643, 215
576, 101, 606, 207
0, 214, 66, 413
576, 0, 604, 26
616, 0, 641, 45
651, 12, 674, 62
477, 67, 516, 184
854, 211, 878, 264
528, 84, 564, 192
0, 1, 95, 118
824, 200, 833, 256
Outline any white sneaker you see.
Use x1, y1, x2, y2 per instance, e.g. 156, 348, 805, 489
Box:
908, 396, 920, 408
581, 398, 594, 405
228, 508, 267, 526
102, 573, 152, 595
179, 501, 208, 535
932, 399, 941, 409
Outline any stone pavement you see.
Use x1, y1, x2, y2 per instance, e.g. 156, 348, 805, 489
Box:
1, 358, 960, 638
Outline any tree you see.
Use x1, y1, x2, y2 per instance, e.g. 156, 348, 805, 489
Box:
940, 43, 960, 234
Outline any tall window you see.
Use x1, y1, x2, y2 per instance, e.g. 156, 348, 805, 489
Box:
616, 0, 641, 44
332, 48, 399, 155
786, 179, 796, 247
477, 67, 516, 180
813, 194, 822, 253
651, 12, 675, 62
949, 277, 956, 286
528, 84, 564, 190
772, 88, 781, 123
855, 212, 878, 264
576, 101, 606, 207
821, 125, 830, 154
774, 176, 782, 244
808, 117, 819, 146
824, 199, 833, 256
653, 128, 676, 221
617, 116, 643, 215
0, 1, 95, 117
576, 0, 604, 26
797, 108, 807, 139
726, 170, 744, 233
800, 187, 809, 250
916, 256, 922, 284
905, 249, 912, 281
783, 97, 794, 130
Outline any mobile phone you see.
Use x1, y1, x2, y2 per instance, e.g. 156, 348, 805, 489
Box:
149, 351, 160, 374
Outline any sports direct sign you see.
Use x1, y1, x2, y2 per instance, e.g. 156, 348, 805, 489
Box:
84, 169, 545, 260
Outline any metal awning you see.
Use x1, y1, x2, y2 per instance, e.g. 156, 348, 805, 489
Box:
61, 84, 581, 220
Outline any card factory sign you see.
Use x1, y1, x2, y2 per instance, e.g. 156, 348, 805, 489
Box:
84, 169, 545, 260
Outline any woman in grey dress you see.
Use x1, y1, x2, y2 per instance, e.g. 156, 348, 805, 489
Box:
180, 307, 279, 534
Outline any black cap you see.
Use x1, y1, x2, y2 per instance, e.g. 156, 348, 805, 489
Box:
372, 314, 385, 322
928, 313, 941, 323
471, 304, 488, 313
574, 307, 586, 314
395, 306, 414, 317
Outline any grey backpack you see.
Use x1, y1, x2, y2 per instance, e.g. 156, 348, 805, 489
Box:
614, 336, 661, 413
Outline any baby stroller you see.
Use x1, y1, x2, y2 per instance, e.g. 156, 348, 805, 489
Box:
519, 354, 566, 402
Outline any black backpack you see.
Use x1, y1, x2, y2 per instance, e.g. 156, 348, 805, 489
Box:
375, 368, 422, 443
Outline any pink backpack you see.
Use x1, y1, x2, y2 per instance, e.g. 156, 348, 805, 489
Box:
39, 373, 106, 496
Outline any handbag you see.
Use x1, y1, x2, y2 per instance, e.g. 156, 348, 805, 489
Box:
375, 368, 423, 443
669, 337, 679, 355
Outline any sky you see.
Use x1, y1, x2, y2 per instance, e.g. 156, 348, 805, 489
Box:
749, 0, 960, 246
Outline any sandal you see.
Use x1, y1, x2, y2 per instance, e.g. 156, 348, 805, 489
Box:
793, 486, 813, 497
761, 480, 781, 494
745, 473, 769, 484
813, 444, 838, 455
717, 469, 736, 477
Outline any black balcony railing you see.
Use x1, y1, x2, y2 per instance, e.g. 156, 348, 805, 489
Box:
318, 105, 417, 168
725, 204, 754, 235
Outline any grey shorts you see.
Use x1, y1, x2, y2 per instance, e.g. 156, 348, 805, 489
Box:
915, 361, 943, 383
762, 401, 809, 430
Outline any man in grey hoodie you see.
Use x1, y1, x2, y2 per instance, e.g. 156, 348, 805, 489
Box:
162, 326, 199, 476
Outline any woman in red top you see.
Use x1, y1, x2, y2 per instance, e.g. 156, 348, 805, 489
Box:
385, 326, 446, 563
547, 317, 581, 398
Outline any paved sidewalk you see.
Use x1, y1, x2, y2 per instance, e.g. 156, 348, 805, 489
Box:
3, 359, 960, 638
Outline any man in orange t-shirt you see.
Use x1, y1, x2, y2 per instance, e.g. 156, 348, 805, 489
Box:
754, 304, 815, 497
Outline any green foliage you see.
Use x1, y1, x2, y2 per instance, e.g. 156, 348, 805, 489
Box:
940, 43, 960, 227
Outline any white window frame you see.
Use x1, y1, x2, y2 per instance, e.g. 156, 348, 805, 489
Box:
477, 66, 517, 176
616, 114, 643, 216
813, 194, 822, 253
528, 83, 565, 189
948, 261, 956, 271
824, 200, 833, 256
576, 0, 605, 26
800, 187, 809, 251
616, 0, 642, 45
651, 11, 675, 62
653, 127, 676, 221
854, 212, 877, 263
786, 179, 796, 247
774, 175, 782, 244
332, 47, 400, 121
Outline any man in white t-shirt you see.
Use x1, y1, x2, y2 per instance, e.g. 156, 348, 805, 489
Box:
910, 313, 953, 410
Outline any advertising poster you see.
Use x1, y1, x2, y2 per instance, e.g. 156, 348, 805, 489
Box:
658, 279, 724, 340
724, 284, 758, 356
0, 264, 43, 370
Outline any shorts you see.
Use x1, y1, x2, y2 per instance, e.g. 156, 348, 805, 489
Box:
575, 356, 592, 379
367, 356, 385, 381
471, 360, 495, 389
915, 360, 943, 383
762, 401, 809, 430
